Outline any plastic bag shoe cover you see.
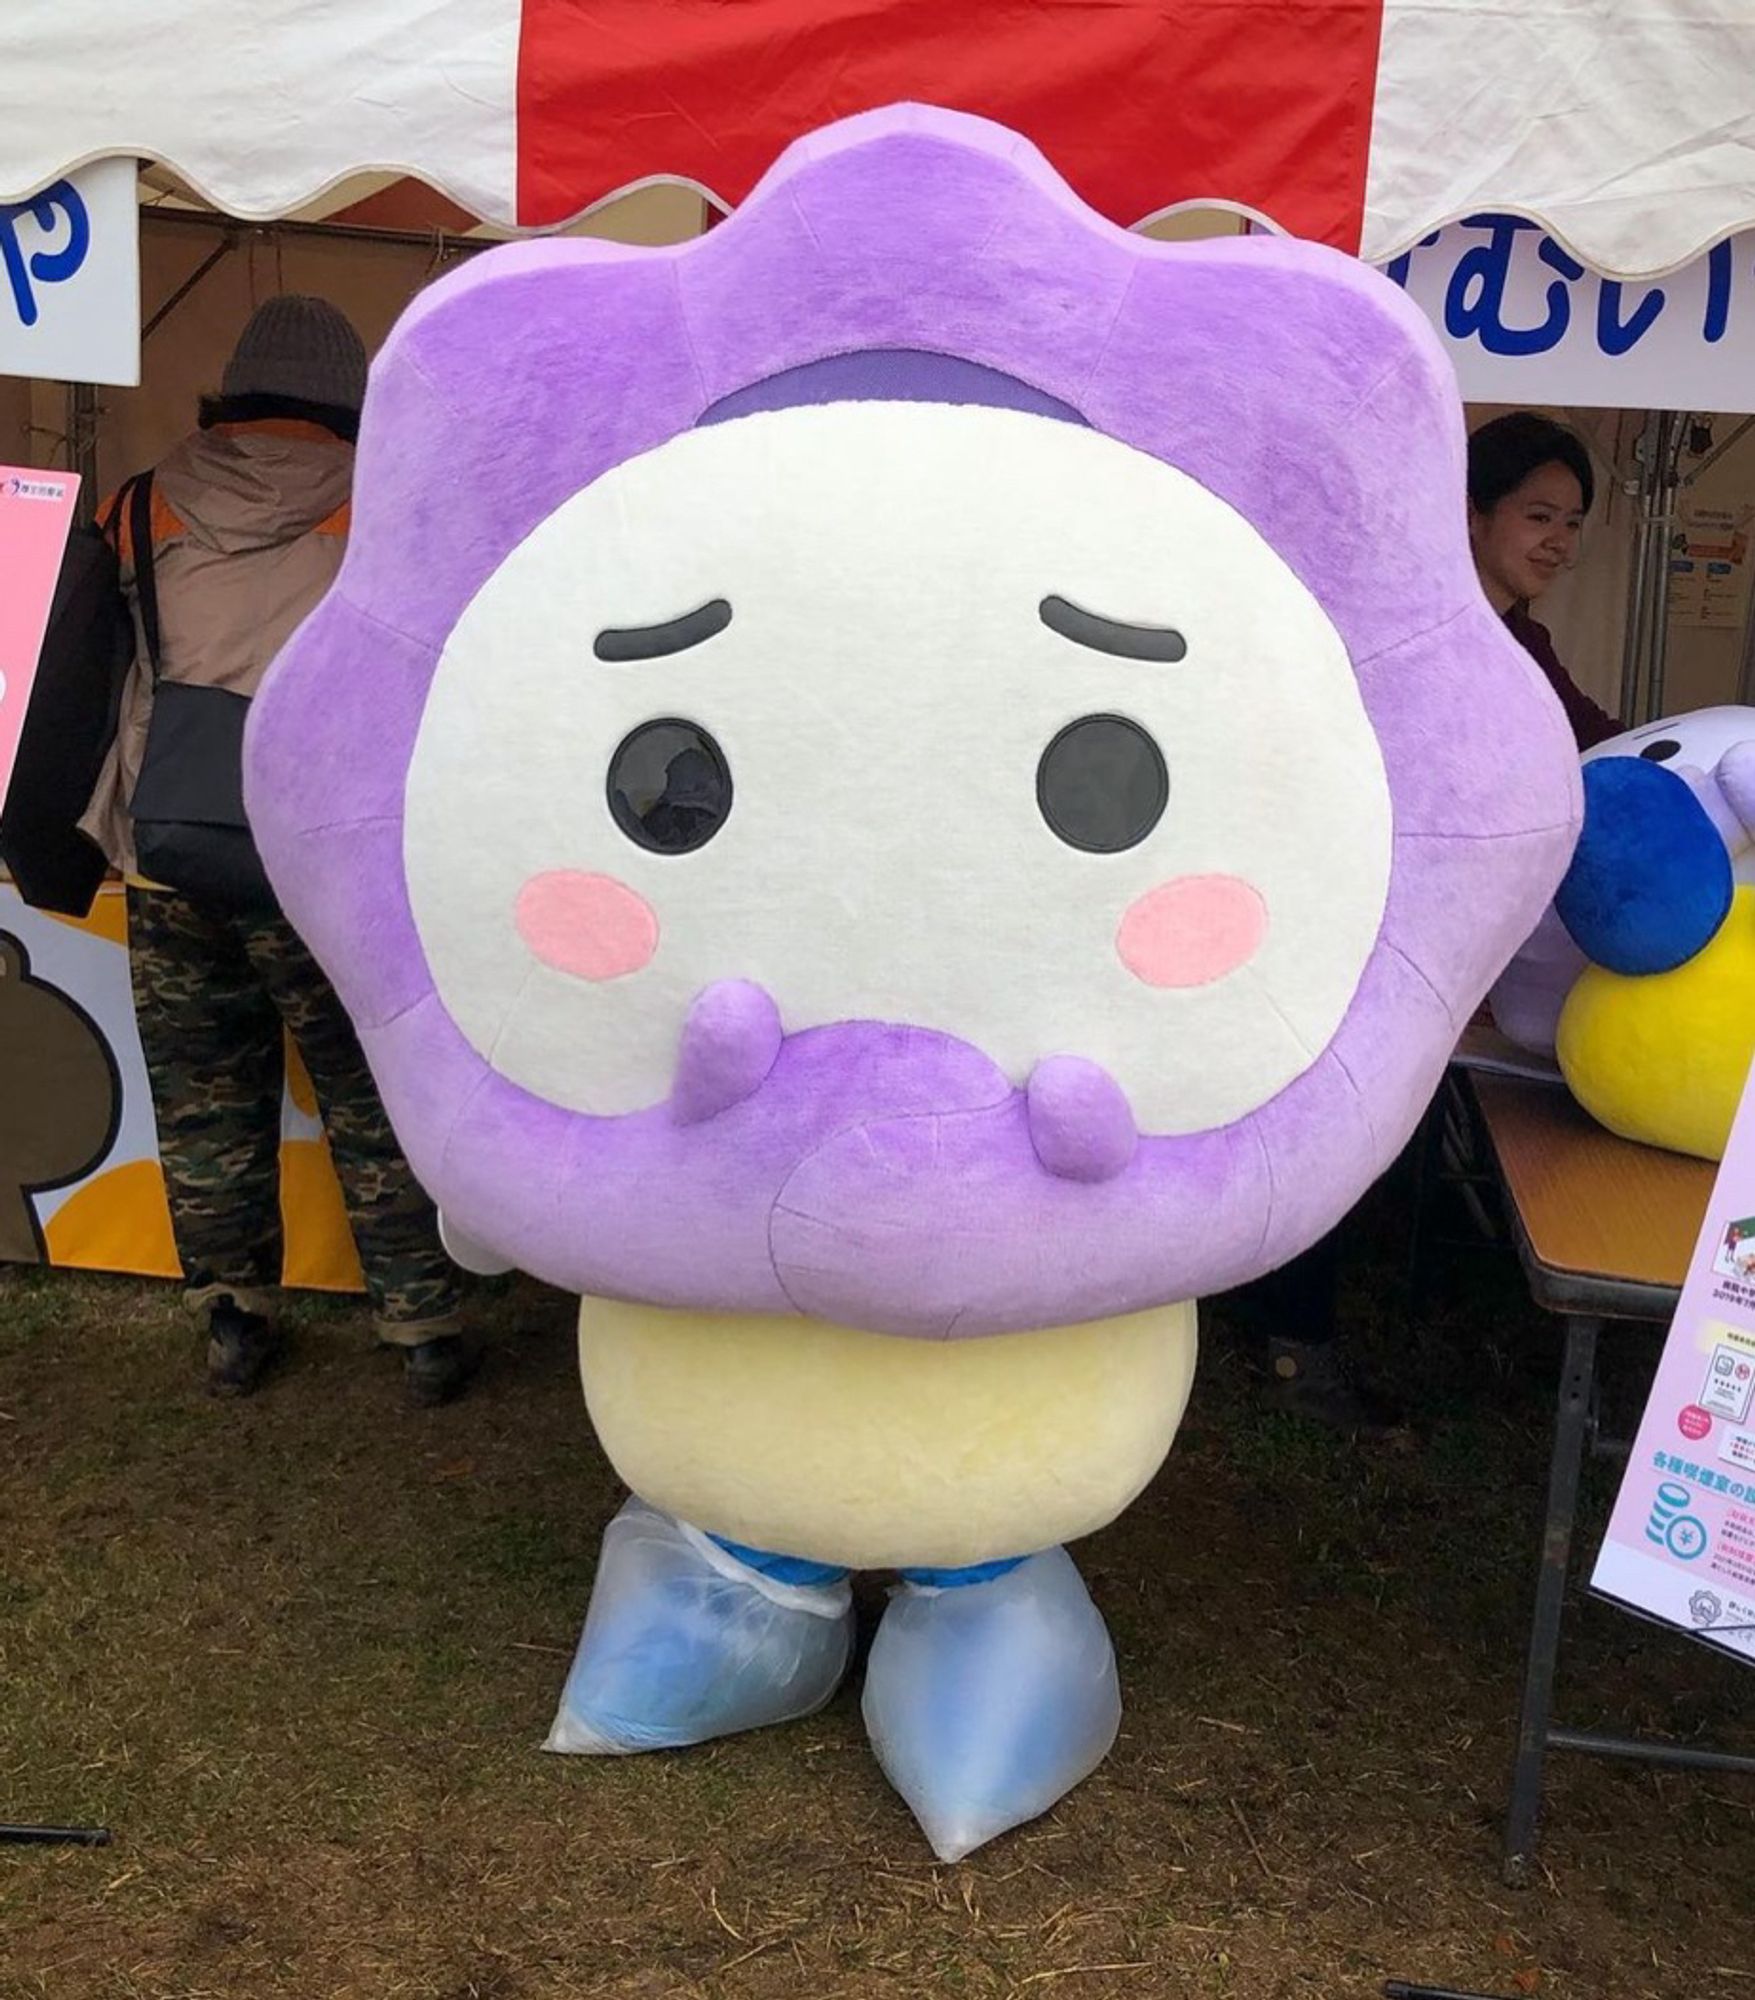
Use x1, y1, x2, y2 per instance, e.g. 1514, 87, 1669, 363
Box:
545, 1498, 853, 1755
861, 1546, 1121, 1861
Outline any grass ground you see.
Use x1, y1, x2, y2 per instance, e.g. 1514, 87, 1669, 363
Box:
3, 1184, 1753, 1999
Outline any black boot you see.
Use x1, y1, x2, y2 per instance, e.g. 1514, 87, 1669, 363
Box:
400, 1334, 479, 1409
1266, 1337, 1407, 1441
206, 1297, 282, 1398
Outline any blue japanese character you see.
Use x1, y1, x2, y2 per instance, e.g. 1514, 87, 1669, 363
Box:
0, 178, 91, 330
1445, 216, 1583, 356
1383, 232, 1442, 292
1597, 278, 1665, 357
1704, 239, 1734, 344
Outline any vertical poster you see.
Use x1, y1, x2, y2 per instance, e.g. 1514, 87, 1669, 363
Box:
0, 466, 79, 812
1668, 500, 1755, 633
1594, 1059, 1755, 1662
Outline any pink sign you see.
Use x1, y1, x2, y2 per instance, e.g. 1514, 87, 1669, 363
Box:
0, 466, 81, 815
1593, 1062, 1755, 1662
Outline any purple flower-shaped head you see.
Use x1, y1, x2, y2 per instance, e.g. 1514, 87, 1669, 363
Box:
246, 105, 1580, 1338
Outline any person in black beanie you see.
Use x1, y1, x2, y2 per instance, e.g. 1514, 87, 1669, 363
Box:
80, 297, 480, 1406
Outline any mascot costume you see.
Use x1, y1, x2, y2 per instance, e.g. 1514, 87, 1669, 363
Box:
245, 107, 1581, 1859
1493, 705, 1755, 1162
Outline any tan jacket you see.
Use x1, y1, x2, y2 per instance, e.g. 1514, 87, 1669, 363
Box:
81, 419, 352, 879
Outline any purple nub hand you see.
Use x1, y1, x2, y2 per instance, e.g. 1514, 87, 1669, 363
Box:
1026, 1056, 1138, 1183
672, 980, 785, 1125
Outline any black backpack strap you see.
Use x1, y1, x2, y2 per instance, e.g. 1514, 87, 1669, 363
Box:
126, 471, 163, 679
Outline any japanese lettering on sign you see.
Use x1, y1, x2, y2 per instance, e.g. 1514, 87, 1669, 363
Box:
0, 158, 139, 388
1381, 214, 1753, 415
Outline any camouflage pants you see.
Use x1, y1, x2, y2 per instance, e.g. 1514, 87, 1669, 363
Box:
127, 887, 462, 1343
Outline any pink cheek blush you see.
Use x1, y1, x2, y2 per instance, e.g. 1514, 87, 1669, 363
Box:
515, 871, 658, 982
1117, 875, 1268, 987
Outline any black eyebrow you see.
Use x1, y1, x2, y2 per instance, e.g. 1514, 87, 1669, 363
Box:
594, 598, 732, 663
1040, 595, 1186, 663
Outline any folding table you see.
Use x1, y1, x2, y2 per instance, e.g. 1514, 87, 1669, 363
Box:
1466, 1070, 1755, 1884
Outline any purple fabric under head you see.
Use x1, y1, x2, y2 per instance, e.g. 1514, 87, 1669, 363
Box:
244, 102, 1584, 1335
699, 350, 1088, 426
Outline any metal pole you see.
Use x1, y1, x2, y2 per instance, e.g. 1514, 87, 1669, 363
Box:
63, 382, 99, 526
1683, 413, 1755, 487
1503, 1315, 1599, 1887
1617, 413, 1659, 725
1645, 411, 1683, 722
1737, 566, 1755, 706
141, 205, 487, 259
1385, 1986, 1519, 2000
1547, 1728, 1755, 1773
142, 236, 236, 342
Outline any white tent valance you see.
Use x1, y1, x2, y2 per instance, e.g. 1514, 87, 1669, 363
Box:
2, 1, 1753, 277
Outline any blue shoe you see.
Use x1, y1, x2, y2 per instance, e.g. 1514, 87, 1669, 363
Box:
545, 1499, 853, 1755
862, 1547, 1120, 1861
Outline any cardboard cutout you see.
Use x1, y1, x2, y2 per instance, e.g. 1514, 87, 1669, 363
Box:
247, 106, 1581, 1858
0, 931, 119, 1260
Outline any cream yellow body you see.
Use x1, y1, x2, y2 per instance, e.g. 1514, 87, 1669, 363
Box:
1558, 887, 1755, 1162
576, 1297, 1199, 1572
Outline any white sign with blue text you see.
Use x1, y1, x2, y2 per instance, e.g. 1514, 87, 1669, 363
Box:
0, 158, 140, 388
1382, 216, 1754, 415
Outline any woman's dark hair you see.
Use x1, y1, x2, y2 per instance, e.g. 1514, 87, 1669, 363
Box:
1467, 412, 1594, 516
197, 391, 360, 445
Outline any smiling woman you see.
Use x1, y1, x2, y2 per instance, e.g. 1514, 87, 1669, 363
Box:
1467, 412, 1620, 750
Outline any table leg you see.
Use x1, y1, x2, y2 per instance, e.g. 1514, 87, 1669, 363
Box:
1406, 1088, 1448, 1315
1502, 1313, 1599, 1888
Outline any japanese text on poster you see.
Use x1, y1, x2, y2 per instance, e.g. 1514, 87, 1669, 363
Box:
1669, 500, 1755, 632
1594, 1057, 1755, 1662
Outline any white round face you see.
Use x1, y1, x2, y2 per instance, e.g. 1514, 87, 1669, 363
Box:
403, 401, 1392, 1135
1590, 706, 1755, 778
1590, 705, 1755, 883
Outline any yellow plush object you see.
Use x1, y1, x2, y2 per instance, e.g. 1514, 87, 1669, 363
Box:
577, 1297, 1198, 1571
1557, 886, 1755, 1161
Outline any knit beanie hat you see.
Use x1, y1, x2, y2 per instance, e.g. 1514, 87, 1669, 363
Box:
221, 296, 368, 414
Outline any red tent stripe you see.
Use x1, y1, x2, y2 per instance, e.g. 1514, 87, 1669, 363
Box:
517, 0, 1386, 246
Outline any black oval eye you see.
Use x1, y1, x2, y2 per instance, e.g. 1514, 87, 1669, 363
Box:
1036, 714, 1168, 853
607, 718, 732, 854
1639, 738, 1682, 762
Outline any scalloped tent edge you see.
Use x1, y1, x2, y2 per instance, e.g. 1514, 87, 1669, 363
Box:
2, 0, 1752, 280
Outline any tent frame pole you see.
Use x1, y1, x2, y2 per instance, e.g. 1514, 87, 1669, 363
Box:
141, 206, 487, 260
142, 236, 236, 342
1618, 411, 1686, 727
1617, 413, 1660, 725
1739, 570, 1755, 706
63, 382, 98, 527
1643, 411, 1687, 722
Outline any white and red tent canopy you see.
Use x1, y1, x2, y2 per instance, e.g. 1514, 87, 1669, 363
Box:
4, 0, 1755, 276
